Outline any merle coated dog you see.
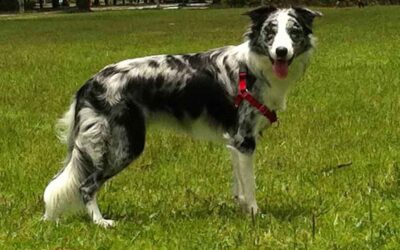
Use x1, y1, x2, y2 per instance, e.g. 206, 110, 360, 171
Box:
43, 6, 322, 227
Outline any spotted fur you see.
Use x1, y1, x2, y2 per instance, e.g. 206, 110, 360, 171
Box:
43, 6, 322, 227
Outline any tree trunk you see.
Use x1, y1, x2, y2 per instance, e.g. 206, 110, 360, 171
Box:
18, 0, 24, 13
76, 0, 91, 10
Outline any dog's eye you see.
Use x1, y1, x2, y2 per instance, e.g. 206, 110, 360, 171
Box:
266, 32, 275, 41
290, 29, 303, 41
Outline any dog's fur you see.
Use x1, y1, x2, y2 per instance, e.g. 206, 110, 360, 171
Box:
43, 6, 321, 227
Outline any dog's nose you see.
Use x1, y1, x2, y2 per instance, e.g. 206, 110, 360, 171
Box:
276, 47, 288, 58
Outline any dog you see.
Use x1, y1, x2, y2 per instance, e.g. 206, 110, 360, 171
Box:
43, 6, 322, 227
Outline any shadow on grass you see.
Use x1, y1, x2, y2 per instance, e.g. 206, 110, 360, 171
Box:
263, 202, 314, 222
105, 199, 240, 223
99, 197, 323, 226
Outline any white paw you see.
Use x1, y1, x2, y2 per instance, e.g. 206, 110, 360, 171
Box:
41, 213, 58, 222
94, 219, 116, 228
41, 214, 50, 221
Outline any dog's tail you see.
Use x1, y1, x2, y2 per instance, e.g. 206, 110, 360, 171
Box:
56, 97, 77, 149
43, 97, 85, 220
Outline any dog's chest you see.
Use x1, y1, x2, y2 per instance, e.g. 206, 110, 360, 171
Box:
259, 54, 309, 111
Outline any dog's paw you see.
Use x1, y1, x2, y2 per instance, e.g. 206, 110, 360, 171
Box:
41, 214, 50, 221
94, 218, 116, 228
41, 213, 59, 222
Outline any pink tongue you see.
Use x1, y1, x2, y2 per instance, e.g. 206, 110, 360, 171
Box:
273, 60, 289, 79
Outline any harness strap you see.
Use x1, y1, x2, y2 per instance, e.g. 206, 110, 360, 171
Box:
234, 66, 278, 124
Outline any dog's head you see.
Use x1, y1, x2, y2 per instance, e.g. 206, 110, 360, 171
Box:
245, 6, 322, 79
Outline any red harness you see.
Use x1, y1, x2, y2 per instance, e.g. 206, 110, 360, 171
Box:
234, 67, 278, 124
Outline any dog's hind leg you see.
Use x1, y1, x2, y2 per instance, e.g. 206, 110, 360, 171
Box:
80, 171, 115, 228
79, 101, 146, 227
43, 103, 111, 221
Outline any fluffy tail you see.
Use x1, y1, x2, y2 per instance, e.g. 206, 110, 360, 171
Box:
56, 98, 77, 148
43, 98, 84, 220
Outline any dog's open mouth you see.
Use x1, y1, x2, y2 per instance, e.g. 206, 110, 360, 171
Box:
272, 60, 289, 79
270, 56, 294, 80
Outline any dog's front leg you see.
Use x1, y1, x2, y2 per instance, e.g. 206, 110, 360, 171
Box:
228, 137, 259, 215
227, 103, 260, 214
230, 149, 243, 203
237, 150, 258, 215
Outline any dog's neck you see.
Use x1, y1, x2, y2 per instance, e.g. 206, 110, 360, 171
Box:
235, 41, 311, 111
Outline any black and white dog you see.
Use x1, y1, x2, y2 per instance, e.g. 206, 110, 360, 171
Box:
43, 6, 322, 227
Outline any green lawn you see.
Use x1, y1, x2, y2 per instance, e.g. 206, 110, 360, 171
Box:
1, 6, 400, 249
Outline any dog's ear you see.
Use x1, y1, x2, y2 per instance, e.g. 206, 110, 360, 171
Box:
292, 7, 323, 34
244, 6, 278, 24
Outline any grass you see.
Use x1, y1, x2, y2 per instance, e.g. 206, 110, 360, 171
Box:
1, 6, 400, 249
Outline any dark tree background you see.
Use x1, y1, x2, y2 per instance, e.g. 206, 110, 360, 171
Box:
0, 0, 399, 12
